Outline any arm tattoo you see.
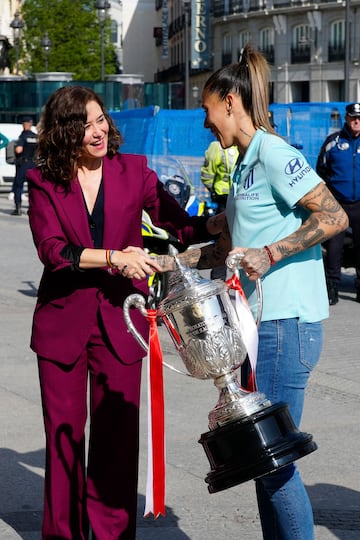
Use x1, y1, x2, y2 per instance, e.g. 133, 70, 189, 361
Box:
179, 222, 231, 269
273, 183, 348, 260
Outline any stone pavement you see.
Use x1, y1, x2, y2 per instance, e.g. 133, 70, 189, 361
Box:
0, 193, 359, 539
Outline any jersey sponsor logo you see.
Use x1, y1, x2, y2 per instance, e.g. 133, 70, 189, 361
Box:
237, 192, 259, 201
237, 170, 259, 200
243, 169, 254, 190
285, 158, 304, 175
285, 158, 312, 187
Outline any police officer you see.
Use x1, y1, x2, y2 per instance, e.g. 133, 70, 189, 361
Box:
201, 140, 239, 280
316, 103, 360, 304
11, 116, 37, 216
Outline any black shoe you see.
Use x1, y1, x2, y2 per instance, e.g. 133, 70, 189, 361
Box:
327, 282, 339, 305
356, 290, 360, 303
11, 206, 22, 216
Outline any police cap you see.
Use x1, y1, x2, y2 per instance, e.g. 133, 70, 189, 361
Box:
345, 103, 360, 117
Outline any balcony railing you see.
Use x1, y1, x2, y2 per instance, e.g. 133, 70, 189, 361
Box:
328, 45, 345, 62
291, 44, 311, 63
258, 45, 275, 64
155, 63, 184, 83
169, 15, 185, 39
211, 0, 333, 17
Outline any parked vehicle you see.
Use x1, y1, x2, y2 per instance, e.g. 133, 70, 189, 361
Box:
0, 123, 24, 189
142, 210, 186, 310
158, 158, 205, 217
142, 159, 204, 310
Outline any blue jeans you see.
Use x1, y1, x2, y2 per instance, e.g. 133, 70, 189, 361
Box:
254, 319, 322, 540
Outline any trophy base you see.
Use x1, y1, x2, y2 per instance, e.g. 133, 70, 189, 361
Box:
199, 401, 317, 494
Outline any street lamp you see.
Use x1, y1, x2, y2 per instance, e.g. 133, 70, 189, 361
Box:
10, 10, 25, 75
182, 0, 191, 109
41, 32, 52, 72
95, 0, 110, 81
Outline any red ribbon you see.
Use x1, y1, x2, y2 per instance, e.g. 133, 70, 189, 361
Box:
226, 274, 257, 392
164, 317, 181, 346
145, 309, 166, 518
226, 273, 247, 301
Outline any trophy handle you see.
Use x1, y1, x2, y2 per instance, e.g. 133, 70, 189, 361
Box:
254, 279, 263, 327
123, 293, 149, 351
225, 253, 263, 327
123, 293, 191, 377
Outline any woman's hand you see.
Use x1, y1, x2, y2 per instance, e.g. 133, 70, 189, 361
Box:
114, 246, 162, 280
229, 246, 272, 281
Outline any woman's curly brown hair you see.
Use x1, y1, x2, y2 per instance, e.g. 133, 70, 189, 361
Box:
35, 86, 123, 186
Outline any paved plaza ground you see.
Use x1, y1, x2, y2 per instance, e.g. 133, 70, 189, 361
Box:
0, 193, 359, 539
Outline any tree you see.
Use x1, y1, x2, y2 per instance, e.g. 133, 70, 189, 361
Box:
20, 0, 117, 80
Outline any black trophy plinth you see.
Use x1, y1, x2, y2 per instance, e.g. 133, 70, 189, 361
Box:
199, 401, 317, 494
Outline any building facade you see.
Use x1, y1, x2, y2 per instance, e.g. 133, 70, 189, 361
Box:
1, 1, 359, 106
0, 0, 21, 76
152, 0, 360, 104
0, 1, 156, 82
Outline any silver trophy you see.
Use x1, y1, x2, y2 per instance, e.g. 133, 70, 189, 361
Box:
124, 251, 317, 493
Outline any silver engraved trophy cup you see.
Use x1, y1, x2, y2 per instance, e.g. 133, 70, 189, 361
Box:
123, 251, 317, 493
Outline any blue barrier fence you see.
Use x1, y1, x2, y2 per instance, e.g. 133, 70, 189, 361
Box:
110, 102, 348, 199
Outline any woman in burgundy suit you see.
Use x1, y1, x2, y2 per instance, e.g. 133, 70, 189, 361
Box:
27, 86, 221, 540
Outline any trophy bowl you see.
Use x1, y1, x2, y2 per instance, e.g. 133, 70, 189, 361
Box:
123, 252, 317, 493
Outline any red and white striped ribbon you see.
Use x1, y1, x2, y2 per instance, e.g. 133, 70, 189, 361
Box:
226, 274, 259, 391
144, 309, 166, 518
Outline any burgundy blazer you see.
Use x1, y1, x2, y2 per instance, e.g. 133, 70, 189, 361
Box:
27, 153, 208, 365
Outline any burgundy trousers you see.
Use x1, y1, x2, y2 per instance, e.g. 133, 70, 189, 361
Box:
37, 312, 142, 539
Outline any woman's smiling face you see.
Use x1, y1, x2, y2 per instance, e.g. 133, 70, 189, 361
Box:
80, 100, 109, 162
202, 91, 229, 146
202, 90, 239, 149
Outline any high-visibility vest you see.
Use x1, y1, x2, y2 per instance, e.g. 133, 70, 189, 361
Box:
200, 141, 239, 196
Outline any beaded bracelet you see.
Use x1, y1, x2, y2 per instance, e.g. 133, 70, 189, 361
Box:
263, 245, 275, 267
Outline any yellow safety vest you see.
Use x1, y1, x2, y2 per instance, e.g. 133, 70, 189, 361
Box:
200, 141, 239, 197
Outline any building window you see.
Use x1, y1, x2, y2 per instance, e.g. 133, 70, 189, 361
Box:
259, 28, 274, 64
231, 0, 243, 14
111, 20, 118, 45
291, 24, 311, 64
222, 32, 232, 66
329, 19, 345, 62
331, 20, 345, 48
238, 30, 250, 61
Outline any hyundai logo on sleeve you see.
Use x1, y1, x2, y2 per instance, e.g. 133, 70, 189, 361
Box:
285, 158, 312, 187
285, 158, 304, 175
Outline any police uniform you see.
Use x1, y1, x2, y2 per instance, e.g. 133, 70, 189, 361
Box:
12, 116, 37, 215
316, 102, 360, 304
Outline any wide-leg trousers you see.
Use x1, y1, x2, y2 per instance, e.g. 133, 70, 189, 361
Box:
37, 311, 142, 540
